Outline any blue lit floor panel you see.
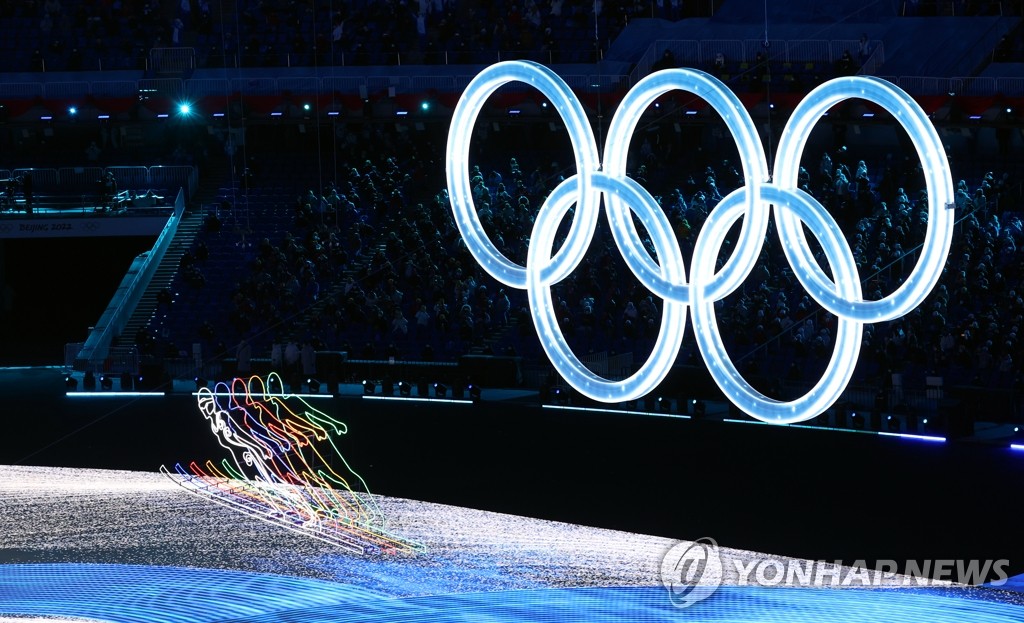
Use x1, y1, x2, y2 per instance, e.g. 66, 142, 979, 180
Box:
2, 564, 1023, 623
1, 466, 1021, 621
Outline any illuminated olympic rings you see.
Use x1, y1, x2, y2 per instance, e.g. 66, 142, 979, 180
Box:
445, 60, 955, 423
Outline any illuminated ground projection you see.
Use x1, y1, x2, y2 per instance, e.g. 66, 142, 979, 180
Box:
1, 466, 1022, 622
163, 373, 422, 554
447, 61, 955, 423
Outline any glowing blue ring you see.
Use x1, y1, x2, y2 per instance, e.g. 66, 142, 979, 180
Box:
692, 185, 863, 422
445, 60, 601, 289
603, 68, 771, 303
527, 172, 688, 401
772, 76, 955, 321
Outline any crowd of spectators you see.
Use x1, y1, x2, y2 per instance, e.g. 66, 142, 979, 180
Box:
0, 0, 722, 72
136, 111, 1024, 406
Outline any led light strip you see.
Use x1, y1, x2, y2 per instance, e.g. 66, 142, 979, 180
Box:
67, 392, 166, 398
542, 404, 691, 420
447, 61, 954, 424
362, 395, 473, 405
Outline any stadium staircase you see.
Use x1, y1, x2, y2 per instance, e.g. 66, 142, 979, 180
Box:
115, 208, 205, 348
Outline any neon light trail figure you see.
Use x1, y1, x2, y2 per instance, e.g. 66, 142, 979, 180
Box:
163, 372, 424, 555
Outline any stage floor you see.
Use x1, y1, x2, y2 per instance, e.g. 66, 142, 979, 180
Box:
1, 465, 1022, 622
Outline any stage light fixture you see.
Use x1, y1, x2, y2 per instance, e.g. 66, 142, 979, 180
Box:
303, 103, 311, 111
657, 396, 671, 413
692, 399, 706, 418
68, 106, 77, 116
307, 378, 321, 393
65, 375, 78, 390
887, 414, 900, 432
398, 381, 412, 397
194, 376, 209, 391
420, 101, 431, 112
851, 412, 865, 430
100, 375, 113, 391
468, 384, 481, 403
363, 380, 375, 395
178, 103, 192, 115
433, 383, 448, 398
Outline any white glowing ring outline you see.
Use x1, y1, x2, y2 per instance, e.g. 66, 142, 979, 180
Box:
445, 60, 955, 424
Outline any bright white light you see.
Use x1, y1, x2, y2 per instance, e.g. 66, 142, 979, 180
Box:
877, 432, 946, 443
67, 391, 165, 398
178, 104, 191, 115
447, 61, 954, 424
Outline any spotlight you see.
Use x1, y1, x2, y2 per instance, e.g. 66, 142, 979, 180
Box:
303, 103, 311, 111
363, 380, 375, 395
850, 412, 865, 430
433, 382, 447, 398
307, 378, 321, 393
83, 371, 96, 390
68, 106, 77, 116
692, 399, 706, 418
100, 375, 113, 390
887, 414, 900, 432
398, 381, 412, 397
657, 396, 671, 413
420, 101, 430, 112
65, 375, 78, 390
468, 384, 481, 403
178, 103, 192, 115
194, 376, 208, 391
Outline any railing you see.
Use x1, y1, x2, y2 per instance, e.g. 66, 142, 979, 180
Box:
64, 343, 140, 375
4, 65, 1024, 115
629, 39, 886, 83
0, 47, 605, 75
73, 189, 186, 371
0, 165, 197, 201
